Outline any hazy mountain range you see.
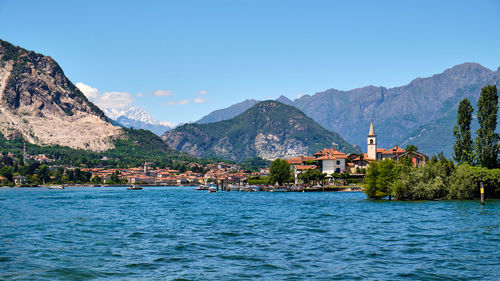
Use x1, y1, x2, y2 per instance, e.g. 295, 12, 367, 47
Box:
163, 101, 361, 161
103, 107, 171, 136
196, 63, 500, 156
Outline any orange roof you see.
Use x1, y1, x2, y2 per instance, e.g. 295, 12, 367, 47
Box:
314, 148, 346, 156
382, 145, 406, 154
302, 156, 316, 161
317, 155, 346, 160
294, 165, 316, 170
287, 157, 304, 165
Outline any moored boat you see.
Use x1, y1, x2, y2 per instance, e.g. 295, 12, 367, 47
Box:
47, 185, 64, 189
195, 185, 209, 190
208, 186, 217, 193
127, 184, 143, 190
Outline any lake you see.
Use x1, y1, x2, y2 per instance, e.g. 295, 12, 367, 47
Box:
0, 186, 498, 280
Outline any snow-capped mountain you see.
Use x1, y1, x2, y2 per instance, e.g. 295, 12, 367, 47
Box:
103, 107, 171, 136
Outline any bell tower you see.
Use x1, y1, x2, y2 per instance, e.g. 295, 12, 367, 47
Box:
367, 119, 377, 160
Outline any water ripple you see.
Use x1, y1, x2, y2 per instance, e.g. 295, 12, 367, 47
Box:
0, 187, 499, 280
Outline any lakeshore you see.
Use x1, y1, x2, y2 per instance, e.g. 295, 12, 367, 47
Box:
5, 184, 364, 193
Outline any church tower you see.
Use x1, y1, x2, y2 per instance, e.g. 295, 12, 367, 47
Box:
367, 119, 377, 160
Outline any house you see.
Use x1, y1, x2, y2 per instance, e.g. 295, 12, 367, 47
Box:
287, 148, 347, 183
314, 148, 347, 174
394, 151, 427, 166
14, 176, 26, 186
291, 164, 317, 183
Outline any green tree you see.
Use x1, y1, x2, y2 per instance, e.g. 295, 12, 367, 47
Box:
405, 145, 418, 153
54, 167, 64, 183
37, 165, 51, 184
269, 158, 292, 186
475, 85, 499, 168
0, 166, 13, 182
365, 162, 380, 199
365, 159, 398, 199
453, 98, 474, 164
91, 176, 102, 184
110, 171, 120, 184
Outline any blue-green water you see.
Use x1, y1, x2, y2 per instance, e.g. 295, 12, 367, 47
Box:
0, 187, 499, 280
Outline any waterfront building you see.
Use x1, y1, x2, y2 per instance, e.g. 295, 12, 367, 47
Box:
363, 120, 427, 166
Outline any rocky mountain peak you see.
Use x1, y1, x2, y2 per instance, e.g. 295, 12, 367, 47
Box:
163, 100, 360, 161
275, 95, 293, 105
0, 39, 122, 151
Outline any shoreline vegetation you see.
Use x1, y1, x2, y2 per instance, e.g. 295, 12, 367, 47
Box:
362, 85, 499, 201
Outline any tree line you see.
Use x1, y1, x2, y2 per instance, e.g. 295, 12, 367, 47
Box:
365, 85, 499, 200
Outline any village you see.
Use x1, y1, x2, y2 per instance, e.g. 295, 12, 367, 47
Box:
5, 121, 428, 190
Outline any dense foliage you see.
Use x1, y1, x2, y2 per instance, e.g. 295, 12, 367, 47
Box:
298, 169, 326, 186
475, 85, 499, 169
269, 158, 293, 186
364, 155, 500, 200
453, 98, 474, 164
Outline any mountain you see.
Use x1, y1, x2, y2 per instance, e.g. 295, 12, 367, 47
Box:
196, 63, 500, 156
0, 39, 122, 151
275, 95, 293, 105
0, 38, 183, 163
197, 99, 259, 124
163, 100, 361, 161
103, 107, 171, 136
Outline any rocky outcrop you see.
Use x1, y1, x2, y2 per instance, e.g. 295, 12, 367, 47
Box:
0, 39, 122, 151
163, 101, 361, 161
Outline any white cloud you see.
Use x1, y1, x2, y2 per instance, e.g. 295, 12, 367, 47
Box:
76, 82, 134, 109
194, 98, 207, 103
137, 93, 144, 97
166, 99, 191, 106
97, 92, 135, 109
76, 82, 99, 100
199, 90, 207, 95
296, 93, 304, 98
159, 121, 175, 127
151, 89, 172, 97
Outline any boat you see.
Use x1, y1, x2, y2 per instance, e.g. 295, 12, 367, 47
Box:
48, 185, 64, 189
250, 185, 260, 192
208, 186, 217, 193
127, 184, 143, 190
195, 184, 209, 190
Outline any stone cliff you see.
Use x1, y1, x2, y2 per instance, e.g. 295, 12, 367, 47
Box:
0, 39, 122, 151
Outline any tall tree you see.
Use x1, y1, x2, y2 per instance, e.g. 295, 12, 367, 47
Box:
269, 158, 292, 186
475, 85, 499, 169
453, 98, 474, 164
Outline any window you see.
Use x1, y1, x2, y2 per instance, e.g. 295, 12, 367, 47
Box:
370, 139, 373, 144
336, 160, 340, 165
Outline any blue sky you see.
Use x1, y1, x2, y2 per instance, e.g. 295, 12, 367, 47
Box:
1, 0, 499, 126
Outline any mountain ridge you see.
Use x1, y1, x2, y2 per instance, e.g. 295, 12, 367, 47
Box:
195, 62, 500, 156
163, 100, 361, 161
